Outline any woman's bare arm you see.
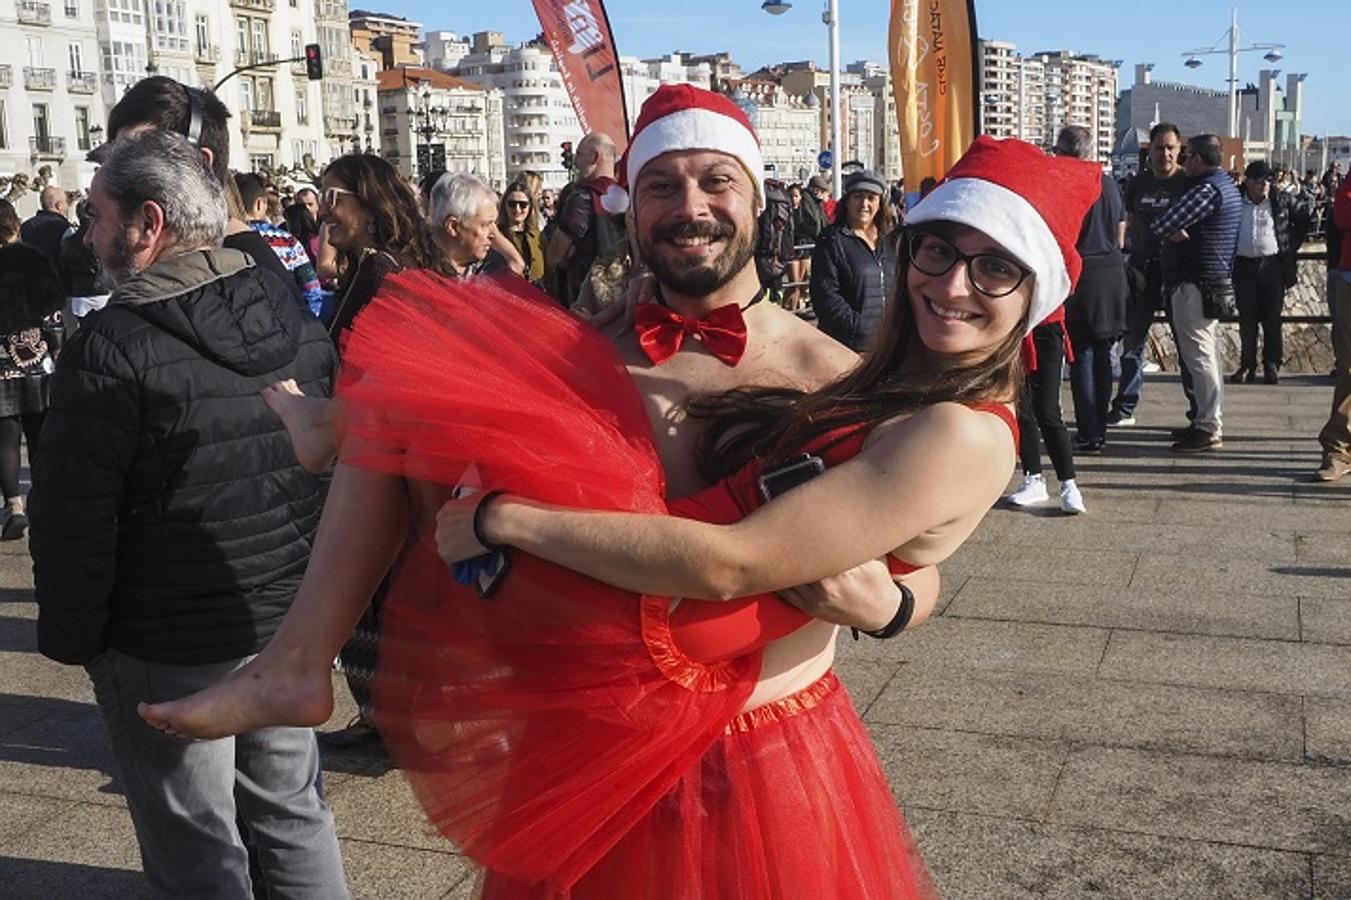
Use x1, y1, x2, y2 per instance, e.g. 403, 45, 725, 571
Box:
441, 403, 1012, 601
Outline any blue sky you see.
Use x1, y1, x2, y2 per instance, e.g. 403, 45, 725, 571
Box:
406, 0, 1343, 137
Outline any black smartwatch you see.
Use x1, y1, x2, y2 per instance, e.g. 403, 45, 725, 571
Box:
851, 582, 916, 641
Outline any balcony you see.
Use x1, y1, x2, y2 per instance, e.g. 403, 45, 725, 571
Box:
17, 0, 52, 25
325, 57, 352, 77
249, 109, 282, 130
229, 0, 274, 10
67, 70, 97, 93
24, 67, 57, 90
0, 66, 10, 89
30, 135, 66, 158
195, 43, 220, 64
323, 113, 356, 133
291, 60, 307, 77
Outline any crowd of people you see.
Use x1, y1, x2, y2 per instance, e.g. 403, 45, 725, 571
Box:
3, 71, 1346, 897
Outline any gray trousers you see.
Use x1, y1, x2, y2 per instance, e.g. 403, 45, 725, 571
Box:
86, 649, 348, 899
1168, 281, 1225, 435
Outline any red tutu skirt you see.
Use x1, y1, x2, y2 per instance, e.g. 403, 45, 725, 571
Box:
337, 271, 935, 898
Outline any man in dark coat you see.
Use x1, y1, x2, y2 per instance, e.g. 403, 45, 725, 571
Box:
29, 129, 348, 897
20, 186, 73, 261
1230, 160, 1312, 384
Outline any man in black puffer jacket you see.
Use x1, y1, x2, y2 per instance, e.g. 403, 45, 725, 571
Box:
30, 130, 348, 896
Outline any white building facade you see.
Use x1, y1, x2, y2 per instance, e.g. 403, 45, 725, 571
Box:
0, 0, 107, 210
376, 66, 503, 186
978, 40, 1118, 156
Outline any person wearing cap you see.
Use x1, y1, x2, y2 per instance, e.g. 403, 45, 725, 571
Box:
810, 169, 899, 351
1231, 159, 1312, 385
1148, 133, 1243, 452
139, 124, 1103, 895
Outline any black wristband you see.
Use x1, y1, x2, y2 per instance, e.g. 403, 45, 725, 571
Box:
850, 582, 915, 641
472, 490, 508, 553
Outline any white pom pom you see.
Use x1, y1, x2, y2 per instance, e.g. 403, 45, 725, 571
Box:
600, 184, 630, 215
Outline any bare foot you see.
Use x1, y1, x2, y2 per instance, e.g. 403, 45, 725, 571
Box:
263, 380, 338, 474
138, 653, 335, 740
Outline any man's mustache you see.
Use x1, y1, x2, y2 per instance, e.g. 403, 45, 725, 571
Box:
653, 221, 734, 243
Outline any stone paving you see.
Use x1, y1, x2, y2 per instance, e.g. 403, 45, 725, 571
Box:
0, 372, 1347, 898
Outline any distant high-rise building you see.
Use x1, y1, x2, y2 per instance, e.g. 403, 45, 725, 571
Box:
978, 40, 1118, 158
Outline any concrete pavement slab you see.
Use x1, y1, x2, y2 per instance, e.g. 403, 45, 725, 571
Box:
1131, 552, 1350, 600
1304, 697, 1351, 764
833, 657, 901, 715
1153, 496, 1345, 531
839, 616, 1110, 674
1301, 597, 1351, 645
977, 516, 1298, 564
0, 651, 96, 705
869, 669, 1305, 761
946, 576, 1301, 641
1098, 630, 1351, 697
872, 724, 1068, 821
0, 705, 124, 807
0, 799, 148, 897
1048, 745, 1351, 856
0, 791, 73, 849
325, 769, 455, 854
941, 542, 1138, 586
340, 839, 472, 898
909, 808, 1311, 900
1314, 855, 1351, 900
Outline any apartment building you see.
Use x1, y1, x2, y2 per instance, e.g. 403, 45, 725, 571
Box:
978, 40, 1118, 156
376, 65, 502, 185
729, 78, 818, 182
0, 0, 106, 209
348, 7, 419, 69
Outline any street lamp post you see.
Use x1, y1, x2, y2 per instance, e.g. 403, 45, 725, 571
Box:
1181, 7, 1284, 139
762, 0, 841, 198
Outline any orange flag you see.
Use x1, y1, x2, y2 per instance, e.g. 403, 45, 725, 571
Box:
889, 0, 979, 185
532, 0, 630, 153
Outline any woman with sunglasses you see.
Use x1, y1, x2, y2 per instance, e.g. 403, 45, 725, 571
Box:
141, 138, 1102, 898
497, 181, 545, 285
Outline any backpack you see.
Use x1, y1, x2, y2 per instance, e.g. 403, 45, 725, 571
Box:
754, 179, 795, 286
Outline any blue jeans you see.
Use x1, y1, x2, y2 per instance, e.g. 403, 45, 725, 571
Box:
1070, 337, 1115, 444
86, 649, 349, 899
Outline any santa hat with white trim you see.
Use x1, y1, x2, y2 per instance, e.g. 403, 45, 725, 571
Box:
904, 135, 1102, 332
600, 83, 765, 216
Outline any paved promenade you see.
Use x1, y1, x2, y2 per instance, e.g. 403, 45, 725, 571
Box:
1, 372, 1347, 898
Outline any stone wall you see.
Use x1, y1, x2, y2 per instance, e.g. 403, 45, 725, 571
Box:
1146, 252, 1334, 373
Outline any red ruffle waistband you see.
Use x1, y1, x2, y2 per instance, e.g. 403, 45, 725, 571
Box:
724, 670, 841, 735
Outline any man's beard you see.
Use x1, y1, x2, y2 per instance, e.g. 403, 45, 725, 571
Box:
94, 228, 140, 292
637, 218, 756, 297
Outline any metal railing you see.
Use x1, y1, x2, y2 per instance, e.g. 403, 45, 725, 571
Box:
249, 109, 282, 129
67, 70, 97, 93
23, 67, 57, 90
229, 0, 274, 10
195, 43, 220, 63
17, 0, 52, 25
30, 135, 66, 157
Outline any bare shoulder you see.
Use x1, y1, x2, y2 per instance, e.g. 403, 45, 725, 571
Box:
869, 401, 1016, 468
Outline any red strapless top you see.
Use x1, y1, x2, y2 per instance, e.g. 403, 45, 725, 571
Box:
666, 402, 1017, 663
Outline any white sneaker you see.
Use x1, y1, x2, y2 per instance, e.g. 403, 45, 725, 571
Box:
1059, 479, 1086, 515
1007, 473, 1049, 506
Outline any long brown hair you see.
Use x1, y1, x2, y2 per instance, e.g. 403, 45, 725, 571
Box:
496, 180, 539, 236
833, 188, 895, 236
689, 224, 1027, 483
322, 155, 449, 282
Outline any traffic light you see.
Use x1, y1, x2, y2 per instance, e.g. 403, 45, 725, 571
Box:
304, 43, 323, 81
560, 141, 574, 171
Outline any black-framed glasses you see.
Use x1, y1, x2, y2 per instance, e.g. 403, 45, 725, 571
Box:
905, 230, 1032, 298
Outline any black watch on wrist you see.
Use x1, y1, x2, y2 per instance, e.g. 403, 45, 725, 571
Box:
850, 582, 916, 641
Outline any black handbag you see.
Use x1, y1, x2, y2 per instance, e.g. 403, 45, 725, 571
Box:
1198, 277, 1237, 319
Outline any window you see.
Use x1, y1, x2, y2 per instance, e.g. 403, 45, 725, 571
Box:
252, 21, 268, 60
240, 78, 254, 110
107, 0, 142, 25
295, 88, 307, 124
236, 19, 248, 57
27, 37, 44, 68
68, 43, 84, 74
0, 101, 7, 149
64, 0, 78, 16
290, 30, 302, 60
256, 77, 272, 112
154, 0, 189, 50
32, 104, 50, 141
102, 40, 147, 91
75, 106, 90, 150
195, 14, 209, 53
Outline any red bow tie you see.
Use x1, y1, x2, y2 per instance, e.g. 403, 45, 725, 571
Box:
633, 302, 748, 367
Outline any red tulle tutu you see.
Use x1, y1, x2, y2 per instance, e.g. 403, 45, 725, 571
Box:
337, 271, 935, 898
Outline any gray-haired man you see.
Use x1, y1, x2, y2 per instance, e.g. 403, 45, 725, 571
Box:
29, 130, 347, 897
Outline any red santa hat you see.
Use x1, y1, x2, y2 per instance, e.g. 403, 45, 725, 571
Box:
601, 84, 765, 216
904, 135, 1103, 332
